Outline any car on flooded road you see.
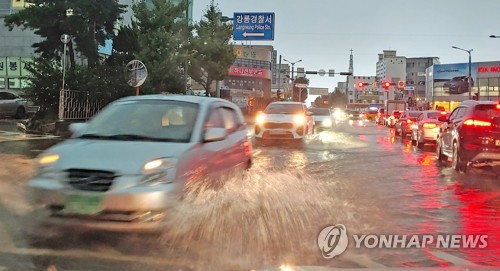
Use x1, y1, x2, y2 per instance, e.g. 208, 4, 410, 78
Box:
254, 102, 314, 143
309, 107, 335, 133
27, 95, 252, 231
436, 100, 500, 172
395, 110, 421, 137
410, 110, 446, 149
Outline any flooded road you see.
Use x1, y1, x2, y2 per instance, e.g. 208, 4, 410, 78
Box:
0, 120, 498, 270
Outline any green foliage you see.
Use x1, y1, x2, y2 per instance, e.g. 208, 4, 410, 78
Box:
188, 1, 235, 96
132, 0, 192, 94
328, 89, 348, 108
3, 0, 126, 67
293, 76, 309, 102
22, 57, 132, 116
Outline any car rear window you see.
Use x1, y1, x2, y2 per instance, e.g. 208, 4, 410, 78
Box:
474, 104, 500, 119
427, 112, 439, 119
408, 112, 421, 117
265, 104, 303, 114
309, 108, 330, 115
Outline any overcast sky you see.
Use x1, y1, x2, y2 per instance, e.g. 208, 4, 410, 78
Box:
192, 0, 500, 101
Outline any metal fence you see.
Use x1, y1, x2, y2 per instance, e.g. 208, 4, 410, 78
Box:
58, 89, 103, 120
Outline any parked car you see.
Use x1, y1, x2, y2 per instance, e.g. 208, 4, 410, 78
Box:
436, 100, 500, 172
254, 102, 314, 142
28, 95, 252, 230
410, 110, 447, 148
0, 91, 28, 119
386, 110, 402, 127
309, 107, 335, 133
443, 76, 474, 94
395, 111, 421, 137
375, 108, 386, 125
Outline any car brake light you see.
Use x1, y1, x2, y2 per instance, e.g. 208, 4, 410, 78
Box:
496, 104, 500, 110
423, 123, 437, 129
244, 138, 252, 155
390, 116, 395, 120
406, 119, 413, 124
463, 119, 492, 127
440, 111, 447, 115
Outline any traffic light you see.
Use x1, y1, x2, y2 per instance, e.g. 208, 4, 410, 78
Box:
357, 82, 369, 88
382, 82, 391, 90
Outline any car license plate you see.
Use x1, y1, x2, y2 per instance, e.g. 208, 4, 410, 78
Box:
496, 140, 500, 146
269, 130, 287, 135
65, 194, 103, 215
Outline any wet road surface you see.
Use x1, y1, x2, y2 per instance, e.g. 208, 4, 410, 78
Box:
0, 120, 498, 270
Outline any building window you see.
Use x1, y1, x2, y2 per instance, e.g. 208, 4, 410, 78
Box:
0, 78, 5, 89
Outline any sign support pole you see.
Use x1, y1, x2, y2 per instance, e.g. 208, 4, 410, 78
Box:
136, 87, 139, 96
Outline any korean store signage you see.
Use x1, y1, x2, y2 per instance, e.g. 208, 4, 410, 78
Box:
228, 66, 267, 78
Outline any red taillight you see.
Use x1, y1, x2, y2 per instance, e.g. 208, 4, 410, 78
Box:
244, 138, 252, 155
423, 123, 437, 129
440, 111, 447, 115
496, 104, 500, 110
406, 119, 413, 124
463, 119, 492, 127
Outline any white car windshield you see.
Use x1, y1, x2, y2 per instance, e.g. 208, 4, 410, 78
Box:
80, 100, 199, 142
264, 104, 303, 114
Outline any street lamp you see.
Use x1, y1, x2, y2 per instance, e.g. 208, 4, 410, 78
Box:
283, 58, 302, 80
451, 46, 473, 99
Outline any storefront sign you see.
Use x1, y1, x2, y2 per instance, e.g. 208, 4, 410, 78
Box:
6, 57, 21, 77
228, 66, 267, 78
234, 46, 271, 62
0, 57, 6, 77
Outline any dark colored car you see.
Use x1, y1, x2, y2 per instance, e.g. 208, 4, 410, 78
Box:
395, 111, 421, 137
436, 100, 500, 172
443, 76, 474, 94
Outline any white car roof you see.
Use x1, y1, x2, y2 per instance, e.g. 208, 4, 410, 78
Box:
117, 95, 231, 106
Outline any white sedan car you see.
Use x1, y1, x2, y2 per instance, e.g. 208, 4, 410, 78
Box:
411, 110, 447, 149
254, 102, 314, 142
28, 95, 252, 231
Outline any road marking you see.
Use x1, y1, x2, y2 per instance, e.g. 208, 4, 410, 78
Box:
428, 250, 480, 266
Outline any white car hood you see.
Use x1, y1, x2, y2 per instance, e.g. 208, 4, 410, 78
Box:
44, 139, 196, 175
264, 114, 295, 122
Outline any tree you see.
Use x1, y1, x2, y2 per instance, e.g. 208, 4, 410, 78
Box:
188, 1, 235, 97
328, 89, 348, 108
106, 24, 140, 67
132, 0, 192, 94
4, 0, 126, 68
293, 77, 309, 102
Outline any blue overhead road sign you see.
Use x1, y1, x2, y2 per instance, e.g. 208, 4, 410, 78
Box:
233, 12, 275, 41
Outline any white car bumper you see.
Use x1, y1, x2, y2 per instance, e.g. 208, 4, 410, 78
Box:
254, 122, 306, 139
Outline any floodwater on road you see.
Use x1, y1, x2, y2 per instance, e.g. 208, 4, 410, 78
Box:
0, 120, 498, 270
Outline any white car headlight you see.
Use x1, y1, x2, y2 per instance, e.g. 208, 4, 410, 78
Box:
36, 153, 62, 179
142, 158, 177, 185
322, 119, 332, 127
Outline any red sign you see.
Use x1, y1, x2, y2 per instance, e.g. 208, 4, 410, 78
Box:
228, 66, 267, 78
478, 66, 500, 73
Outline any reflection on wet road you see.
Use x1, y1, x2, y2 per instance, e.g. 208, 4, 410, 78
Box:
0, 120, 498, 270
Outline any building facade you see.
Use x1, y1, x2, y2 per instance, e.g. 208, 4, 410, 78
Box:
376, 50, 406, 101
426, 61, 500, 111
405, 57, 439, 99
224, 45, 273, 99
347, 75, 384, 105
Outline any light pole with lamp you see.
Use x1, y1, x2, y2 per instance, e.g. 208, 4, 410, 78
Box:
60, 34, 71, 91
451, 46, 473, 99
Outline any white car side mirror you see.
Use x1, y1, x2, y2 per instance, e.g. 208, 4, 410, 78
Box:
204, 128, 226, 142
